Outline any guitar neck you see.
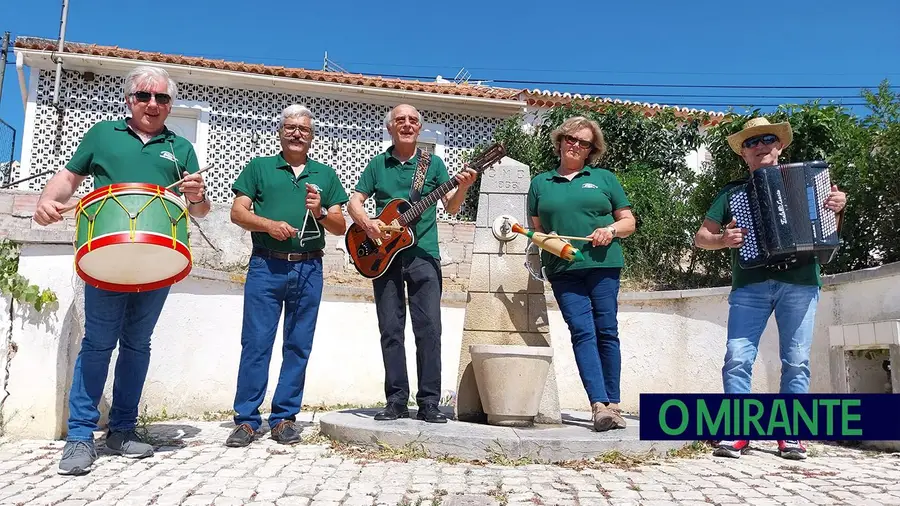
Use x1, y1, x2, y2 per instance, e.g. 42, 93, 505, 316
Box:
397, 143, 505, 227
398, 178, 460, 226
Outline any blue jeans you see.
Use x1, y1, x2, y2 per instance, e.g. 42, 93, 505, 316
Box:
66, 285, 170, 441
549, 268, 622, 404
233, 254, 323, 431
722, 280, 820, 394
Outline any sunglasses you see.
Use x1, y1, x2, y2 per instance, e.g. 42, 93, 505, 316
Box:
742, 134, 779, 149
563, 135, 593, 149
131, 91, 172, 105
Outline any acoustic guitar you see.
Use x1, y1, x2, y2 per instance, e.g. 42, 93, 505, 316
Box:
346, 143, 506, 279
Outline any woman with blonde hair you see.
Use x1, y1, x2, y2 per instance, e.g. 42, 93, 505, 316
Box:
526, 115, 636, 432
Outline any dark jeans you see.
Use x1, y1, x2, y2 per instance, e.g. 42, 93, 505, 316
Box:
549, 267, 622, 404
233, 254, 323, 431
67, 285, 170, 441
372, 254, 443, 407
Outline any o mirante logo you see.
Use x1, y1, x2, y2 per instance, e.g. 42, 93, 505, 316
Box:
639, 394, 898, 441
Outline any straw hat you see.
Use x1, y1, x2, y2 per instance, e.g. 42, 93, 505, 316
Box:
726, 117, 793, 154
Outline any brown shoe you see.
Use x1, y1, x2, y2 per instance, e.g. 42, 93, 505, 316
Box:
607, 403, 627, 429
591, 402, 617, 432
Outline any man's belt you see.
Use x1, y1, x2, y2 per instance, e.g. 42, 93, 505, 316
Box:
253, 247, 324, 262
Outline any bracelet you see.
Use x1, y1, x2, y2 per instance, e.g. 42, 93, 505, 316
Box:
188, 194, 206, 205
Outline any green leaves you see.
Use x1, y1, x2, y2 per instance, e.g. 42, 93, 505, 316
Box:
0, 239, 58, 312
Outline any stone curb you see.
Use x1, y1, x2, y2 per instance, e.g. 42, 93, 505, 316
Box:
319, 409, 687, 462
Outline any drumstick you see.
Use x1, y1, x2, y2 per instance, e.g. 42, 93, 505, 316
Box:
59, 165, 213, 215
163, 164, 213, 191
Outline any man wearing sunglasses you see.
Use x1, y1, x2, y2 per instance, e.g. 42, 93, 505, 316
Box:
32, 65, 210, 476
694, 117, 846, 461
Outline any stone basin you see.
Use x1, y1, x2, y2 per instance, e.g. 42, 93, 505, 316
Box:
469, 344, 554, 427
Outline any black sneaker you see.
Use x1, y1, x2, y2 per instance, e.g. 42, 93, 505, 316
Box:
416, 404, 448, 423
270, 420, 301, 445
225, 423, 256, 447
373, 403, 410, 421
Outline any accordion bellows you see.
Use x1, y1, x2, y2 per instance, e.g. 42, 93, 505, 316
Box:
729, 161, 840, 271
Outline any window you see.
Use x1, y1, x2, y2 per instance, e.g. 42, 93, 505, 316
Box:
168, 100, 211, 168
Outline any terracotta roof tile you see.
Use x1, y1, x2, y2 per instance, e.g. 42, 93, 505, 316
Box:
521, 89, 727, 124
14, 36, 727, 122
14, 36, 523, 101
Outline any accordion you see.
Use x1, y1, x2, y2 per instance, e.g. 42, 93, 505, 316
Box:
728, 160, 840, 271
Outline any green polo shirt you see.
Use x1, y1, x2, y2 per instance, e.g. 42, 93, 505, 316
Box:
232, 153, 348, 254
66, 119, 200, 192
527, 166, 631, 277
355, 146, 450, 260
705, 181, 821, 290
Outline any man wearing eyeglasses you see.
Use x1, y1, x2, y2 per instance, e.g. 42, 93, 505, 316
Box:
347, 104, 477, 424
31, 65, 209, 476
225, 104, 348, 447
694, 117, 847, 461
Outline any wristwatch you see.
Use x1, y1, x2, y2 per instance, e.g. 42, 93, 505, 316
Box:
315, 207, 328, 221
606, 224, 617, 238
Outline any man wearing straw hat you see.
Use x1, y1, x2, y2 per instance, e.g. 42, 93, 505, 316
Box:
694, 117, 847, 460
32, 65, 209, 476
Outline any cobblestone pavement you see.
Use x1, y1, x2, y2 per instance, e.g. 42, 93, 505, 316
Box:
1, 413, 899, 506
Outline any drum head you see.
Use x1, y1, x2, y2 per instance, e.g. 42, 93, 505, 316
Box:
76, 232, 192, 292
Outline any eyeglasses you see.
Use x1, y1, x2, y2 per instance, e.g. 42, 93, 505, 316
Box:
742, 134, 779, 149
130, 91, 171, 105
563, 135, 593, 149
282, 124, 313, 136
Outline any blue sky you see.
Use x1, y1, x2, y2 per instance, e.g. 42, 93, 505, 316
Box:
2, 0, 899, 163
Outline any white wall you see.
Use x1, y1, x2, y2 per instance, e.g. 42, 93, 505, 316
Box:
3, 244, 900, 439
2, 245, 82, 438
0, 294, 9, 423
134, 279, 467, 412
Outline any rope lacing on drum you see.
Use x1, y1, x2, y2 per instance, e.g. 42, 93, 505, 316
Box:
73, 185, 189, 251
